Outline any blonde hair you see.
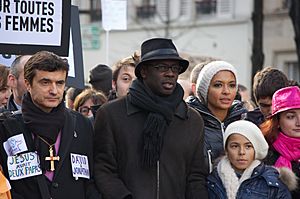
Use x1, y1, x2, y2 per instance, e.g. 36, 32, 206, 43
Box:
112, 51, 140, 82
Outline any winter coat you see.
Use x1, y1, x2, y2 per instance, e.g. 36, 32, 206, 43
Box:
0, 109, 100, 199
93, 96, 208, 199
186, 96, 247, 172
207, 163, 294, 199
264, 148, 300, 198
244, 107, 265, 127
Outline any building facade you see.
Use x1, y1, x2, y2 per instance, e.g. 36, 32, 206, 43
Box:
72, 0, 297, 89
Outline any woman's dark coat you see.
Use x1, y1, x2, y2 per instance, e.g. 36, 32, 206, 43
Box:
186, 96, 247, 172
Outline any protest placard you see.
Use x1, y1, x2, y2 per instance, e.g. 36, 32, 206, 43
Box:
0, 0, 71, 56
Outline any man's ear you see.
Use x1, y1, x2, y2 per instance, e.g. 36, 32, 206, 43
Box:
7, 74, 16, 88
140, 66, 147, 79
24, 79, 31, 92
191, 83, 196, 95
112, 80, 116, 90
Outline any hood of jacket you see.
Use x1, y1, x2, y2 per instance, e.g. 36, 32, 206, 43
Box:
276, 167, 298, 191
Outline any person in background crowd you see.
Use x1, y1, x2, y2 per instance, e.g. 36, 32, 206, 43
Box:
187, 60, 247, 173
94, 38, 208, 199
6, 55, 31, 111
73, 88, 107, 118
207, 120, 295, 199
237, 84, 256, 111
177, 78, 192, 100
241, 99, 256, 111
108, 52, 139, 100
235, 84, 256, 111
261, 86, 300, 198
237, 84, 250, 102
0, 65, 10, 109
245, 67, 289, 126
89, 64, 112, 97
0, 51, 100, 199
65, 86, 90, 110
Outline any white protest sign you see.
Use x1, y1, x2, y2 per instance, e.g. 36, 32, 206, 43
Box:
0, 0, 63, 46
70, 153, 90, 179
7, 152, 42, 180
101, 0, 127, 31
3, 134, 28, 156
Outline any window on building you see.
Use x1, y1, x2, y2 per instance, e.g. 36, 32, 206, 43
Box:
195, 0, 217, 16
90, 0, 101, 22
136, 0, 156, 19
78, 0, 101, 22
285, 61, 299, 82
282, 0, 292, 9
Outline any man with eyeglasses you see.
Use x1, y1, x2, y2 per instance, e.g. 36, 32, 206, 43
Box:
93, 38, 208, 199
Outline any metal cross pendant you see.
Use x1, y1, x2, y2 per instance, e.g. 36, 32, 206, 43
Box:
45, 146, 60, 171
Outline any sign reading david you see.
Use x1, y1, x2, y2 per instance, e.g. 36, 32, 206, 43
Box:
0, 0, 71, 56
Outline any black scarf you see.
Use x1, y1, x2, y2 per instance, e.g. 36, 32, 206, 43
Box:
128, 79, 184, 168
22, 92, 65, 171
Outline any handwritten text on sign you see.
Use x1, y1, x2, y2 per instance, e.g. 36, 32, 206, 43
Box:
7, 152, 42, 180
70, 153, 90, 179
0, 0, 63, 45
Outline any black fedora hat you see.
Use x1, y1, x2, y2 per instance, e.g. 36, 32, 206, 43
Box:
135, 38, 189, 78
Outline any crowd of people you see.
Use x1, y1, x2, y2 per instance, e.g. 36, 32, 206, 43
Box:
0, 37, 299, 199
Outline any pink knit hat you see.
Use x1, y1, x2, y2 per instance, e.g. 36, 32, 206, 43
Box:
272, 86, 300, 116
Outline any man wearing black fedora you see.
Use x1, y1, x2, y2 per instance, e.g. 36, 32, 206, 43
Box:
93, 38, 208, 199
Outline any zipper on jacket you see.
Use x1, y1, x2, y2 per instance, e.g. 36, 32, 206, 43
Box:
156, 160, 160, 199
208, 149, 213, 173
221, 122, 225, 146
221, 122, 225, 134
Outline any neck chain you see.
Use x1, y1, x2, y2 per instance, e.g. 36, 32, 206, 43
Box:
37, 135, 60, 171
37, 135, 55, 148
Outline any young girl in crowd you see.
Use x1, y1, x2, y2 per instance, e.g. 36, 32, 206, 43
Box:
187, 61, 247, 172
261, 86, 300, 198
207, 120, 295, 199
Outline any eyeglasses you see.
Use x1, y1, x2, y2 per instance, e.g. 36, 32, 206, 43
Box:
78, 106, 91, 115
150, 64, 182, 73
79, 104, 102, 116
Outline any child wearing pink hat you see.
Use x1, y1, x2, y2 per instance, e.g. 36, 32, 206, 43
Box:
261, 86, 300, 198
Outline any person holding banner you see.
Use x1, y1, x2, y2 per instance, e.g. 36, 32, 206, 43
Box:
94, 38, 208, 199
0, 51, 100, 199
